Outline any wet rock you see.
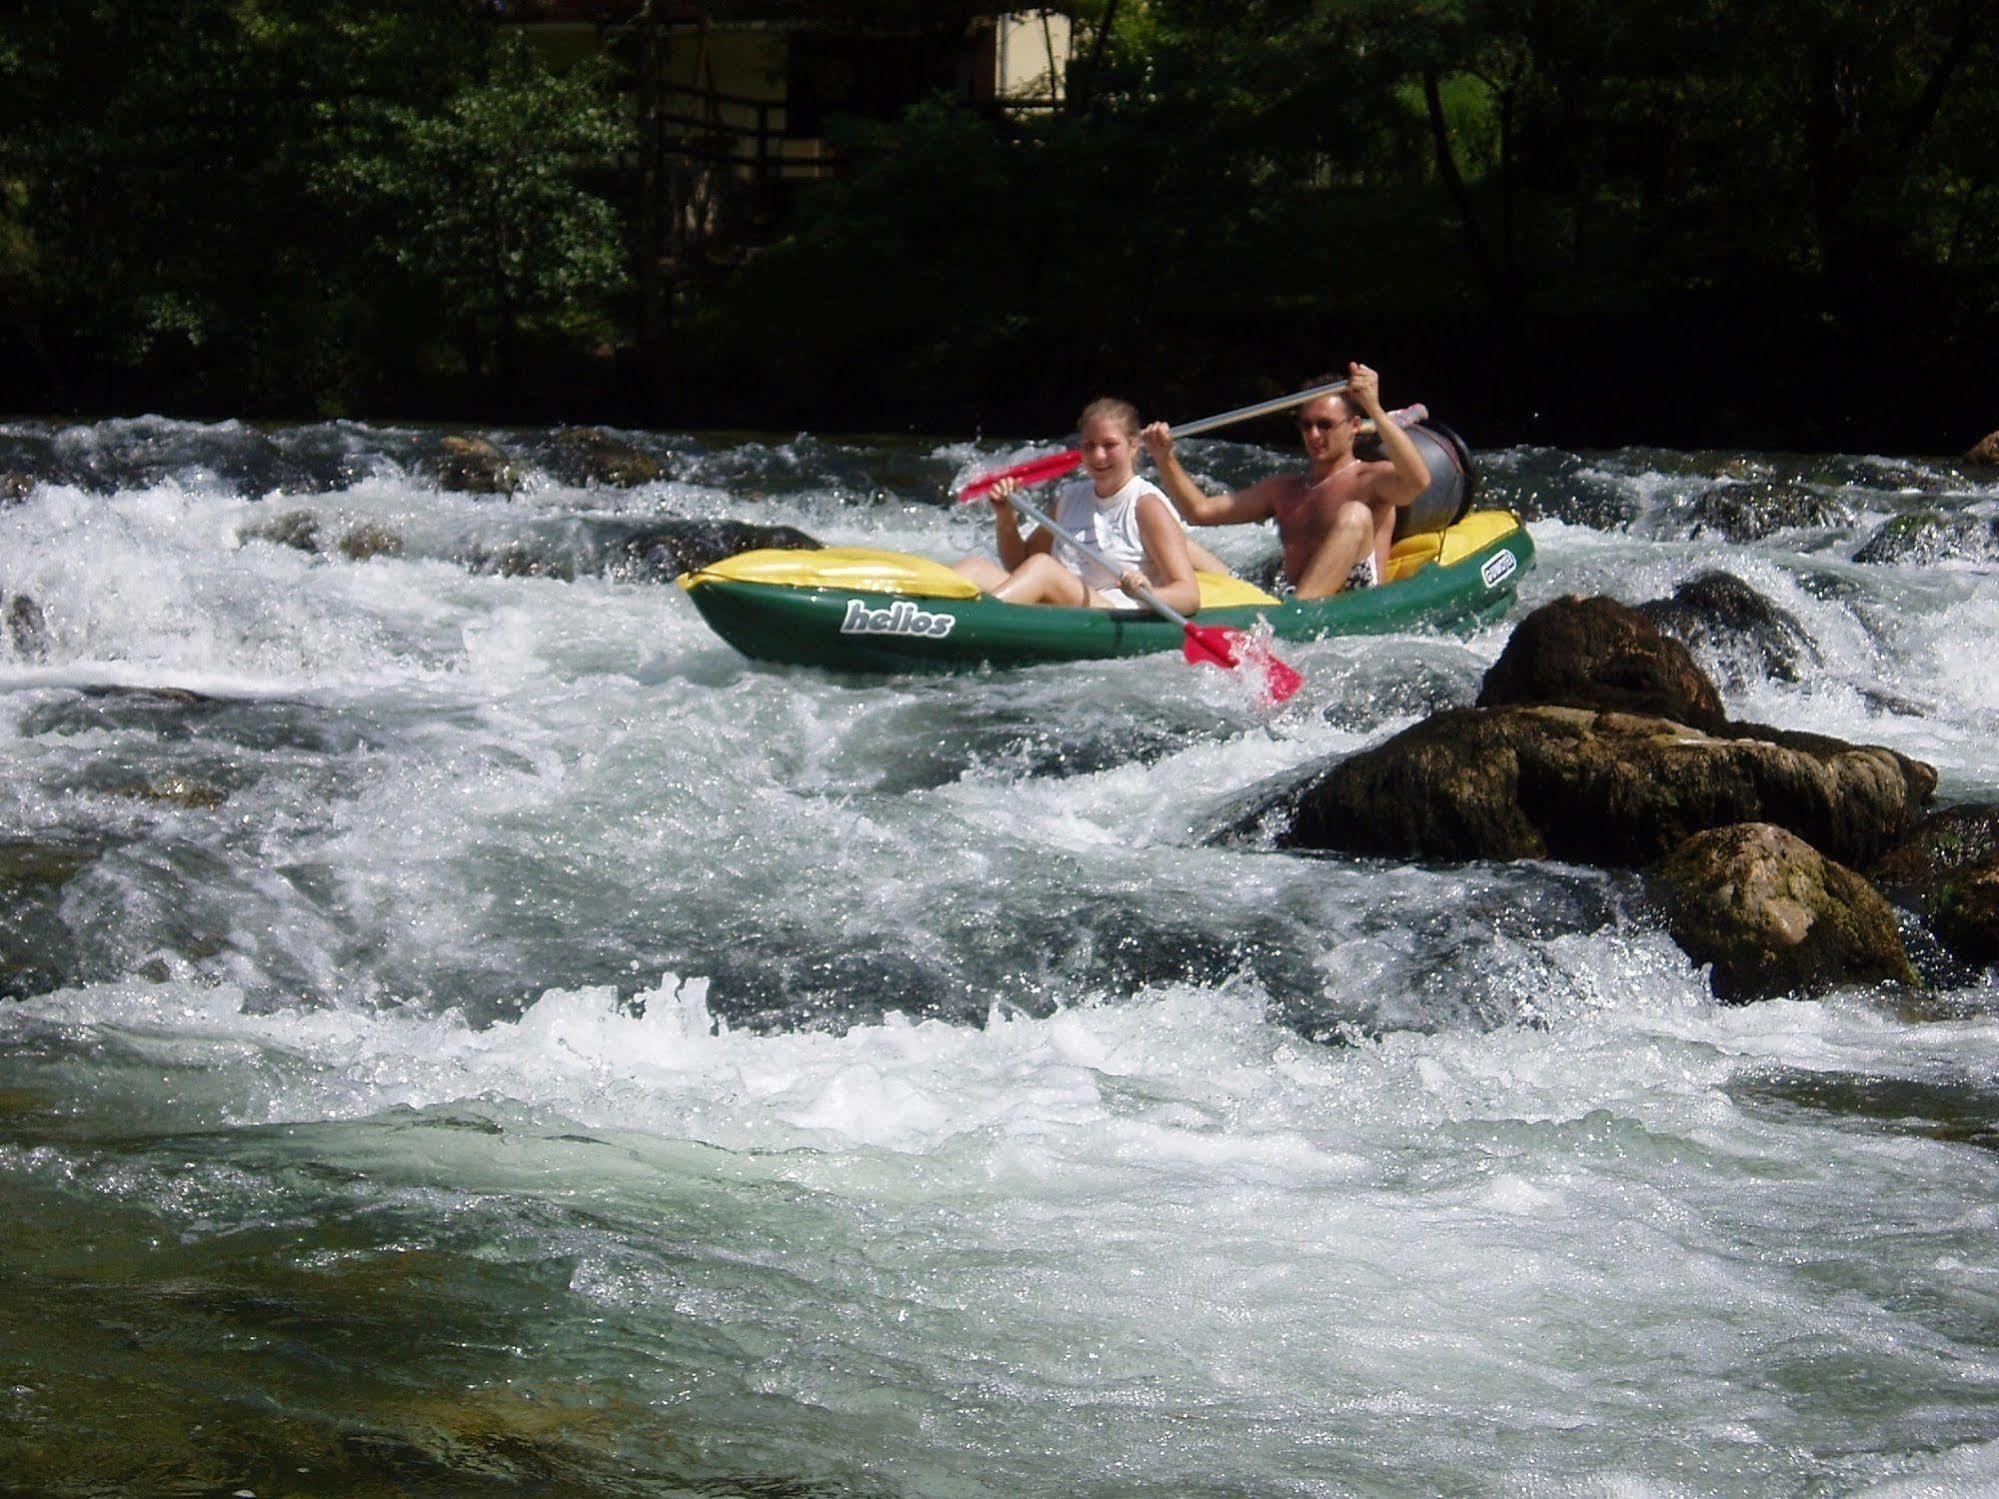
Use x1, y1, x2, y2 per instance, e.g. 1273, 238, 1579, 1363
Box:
1637, 571, 1823, 687
1475, 454, 1639, 530
465, 541, 576, 581
430, 435, 519, 495
2, 472, 32, 505
1871, 804, 1999, 968
1731, 1067, 1999, 1150
1852, 510, 1999, 566
5, 594, 49, 658
618, 519, 822, 581
1219, 704, 1933, 869
113, 774, 228, 810
338, 522, 405, 561
1685, 480, 1851, 543
1967, 431, 1999, 466
238, 508, 321, 553
547, 428, 662, 488
0, 839, 94, 889
1648, 823, 1914, 1002
1477, 595, 1727, 732
0, 837, 97, 999
469, 543, 583, 583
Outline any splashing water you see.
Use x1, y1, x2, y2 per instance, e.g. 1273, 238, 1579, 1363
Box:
2, 416, 1998, 1495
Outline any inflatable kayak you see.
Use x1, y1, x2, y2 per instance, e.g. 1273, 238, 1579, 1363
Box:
679, 509, 1534, 674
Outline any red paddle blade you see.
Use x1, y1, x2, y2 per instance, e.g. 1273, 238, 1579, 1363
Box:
1181, 623, 1304, 705
957, 448, 1082, 501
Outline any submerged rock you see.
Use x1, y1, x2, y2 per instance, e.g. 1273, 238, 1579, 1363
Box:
547, 428, 662, 488
1685, 480, 1850, 542
338, 522, 405, 561
1852, 510, 1999, 566
113, 774, 229, 810
619, 519, 822, 580
239, 508, 321, 553
1871, 804, 1999, 968
464, 541, 576, 581
1477, 595, 1726, 731
1475, 454, 1639, 530
1219, 704, 1933, 869
0, 839, 94, 889
0, 837, 98, 999
430, 435, 519, 495
2, 472, 32, 505
1649, 822, 1914, 1001
1638, 571, 1823, 687
5, 594, 49, 658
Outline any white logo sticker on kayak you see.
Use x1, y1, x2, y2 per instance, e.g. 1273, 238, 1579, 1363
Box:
840, 599, 957, 638
1480, 551, 1518, 589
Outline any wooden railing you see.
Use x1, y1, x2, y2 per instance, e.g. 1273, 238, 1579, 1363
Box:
648, 82, 834, 183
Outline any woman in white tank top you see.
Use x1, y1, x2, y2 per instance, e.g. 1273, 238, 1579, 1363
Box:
952, 398, 1202, 614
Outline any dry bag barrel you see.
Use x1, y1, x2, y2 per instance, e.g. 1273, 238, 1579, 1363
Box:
1357, 418, 1476, 541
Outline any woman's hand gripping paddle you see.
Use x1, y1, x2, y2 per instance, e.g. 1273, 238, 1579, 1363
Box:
1000, 492, 1303, 705
955, 378, 1350, 503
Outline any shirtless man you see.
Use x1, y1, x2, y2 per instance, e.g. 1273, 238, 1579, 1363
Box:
1140, 362, 1432, 599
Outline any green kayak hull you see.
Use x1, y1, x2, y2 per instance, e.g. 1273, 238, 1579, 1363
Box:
684, 520, 1534, 674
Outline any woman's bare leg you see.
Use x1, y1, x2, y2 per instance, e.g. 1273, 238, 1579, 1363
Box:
993, 552, 1092, 605
952, 555, 1010, 591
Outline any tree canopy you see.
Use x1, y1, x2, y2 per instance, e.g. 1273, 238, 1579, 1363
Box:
3, 0, 1994, 448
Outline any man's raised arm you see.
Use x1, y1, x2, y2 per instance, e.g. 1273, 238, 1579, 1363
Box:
1345, 364, 1430, 506
1139, 423, 1277, 527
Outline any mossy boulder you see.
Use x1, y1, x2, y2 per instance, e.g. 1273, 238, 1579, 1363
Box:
1637, 571, 1823, 687
1648, 822, 1915, 1001
1216, 704, 1934, 869
1685, 481, 1850, 543
238, 508, 322, 553
548, 427, 662, 488
1477, 595, 1727, 732
430, 435, 519, 495
1871, 805, 1999, 968
1852, 510, 1999, 566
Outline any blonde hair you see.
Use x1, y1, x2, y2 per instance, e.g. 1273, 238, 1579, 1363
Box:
1077, 397, 1140, 439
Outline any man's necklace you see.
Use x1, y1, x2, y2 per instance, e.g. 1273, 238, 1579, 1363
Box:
1310, 456, 1360, 487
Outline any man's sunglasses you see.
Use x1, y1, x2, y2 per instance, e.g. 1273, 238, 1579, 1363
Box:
1299, 416, 1352, 432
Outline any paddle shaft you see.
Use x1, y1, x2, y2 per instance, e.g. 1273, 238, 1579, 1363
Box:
1162, 377, 1351, 442
958, 378, 1353, 501
1004, 492, 1191, 624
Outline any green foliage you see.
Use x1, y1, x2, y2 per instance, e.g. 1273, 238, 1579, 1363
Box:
0, 0, 1993, 442
0, 1, 626, 414
324, 35, 629, 380
695, 0, 1996, 439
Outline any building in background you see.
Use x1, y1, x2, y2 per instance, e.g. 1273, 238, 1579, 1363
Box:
491, 4, 1074, 359
504, 3, 1072, 186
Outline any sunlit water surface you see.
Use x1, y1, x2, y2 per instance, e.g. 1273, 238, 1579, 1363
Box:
2, 418, 1997, 1496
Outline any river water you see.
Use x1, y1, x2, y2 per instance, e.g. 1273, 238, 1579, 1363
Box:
2, 416, 1997, 1497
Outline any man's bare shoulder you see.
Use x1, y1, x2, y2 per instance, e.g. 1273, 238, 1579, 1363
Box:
1353, 455, 1419, 503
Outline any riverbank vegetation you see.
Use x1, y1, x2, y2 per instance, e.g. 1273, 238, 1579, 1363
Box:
2, 1, 1994, 451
